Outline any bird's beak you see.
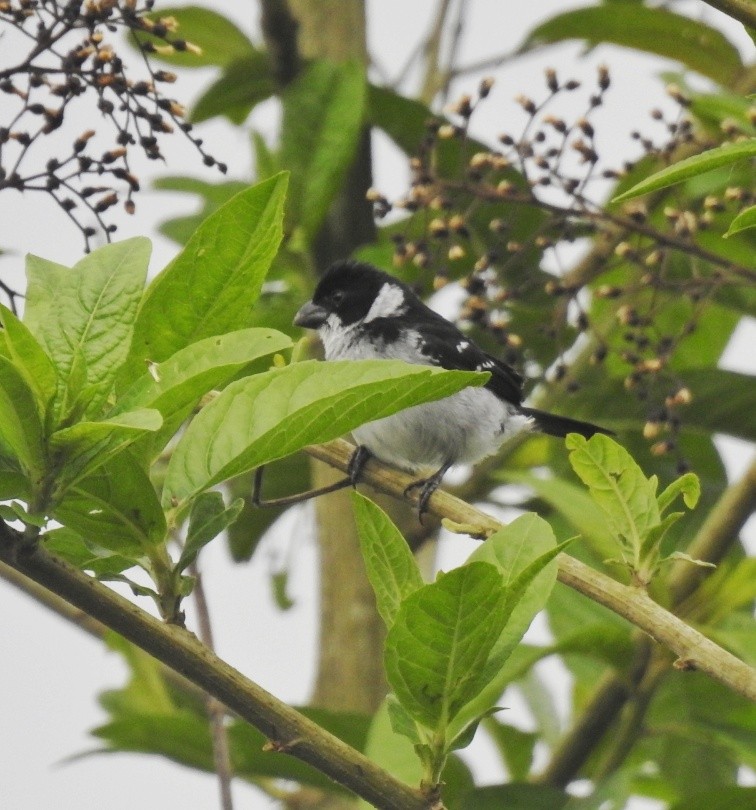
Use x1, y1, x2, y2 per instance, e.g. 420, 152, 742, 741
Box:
294, 300, 329, 329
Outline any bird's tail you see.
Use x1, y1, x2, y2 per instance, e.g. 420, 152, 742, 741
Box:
520, 407, 614, 439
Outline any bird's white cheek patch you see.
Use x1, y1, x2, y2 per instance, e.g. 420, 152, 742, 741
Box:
364, 283, 407, 322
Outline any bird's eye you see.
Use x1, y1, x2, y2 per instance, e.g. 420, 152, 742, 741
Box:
330, 290, 345, 306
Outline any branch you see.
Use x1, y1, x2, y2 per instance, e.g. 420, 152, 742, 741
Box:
0, 524, 428, 810
305, 439, 756, 702
191, 564, 235, 810
445, 181, 756, 282
700, 0, 756, 29
536, 455, 756, 786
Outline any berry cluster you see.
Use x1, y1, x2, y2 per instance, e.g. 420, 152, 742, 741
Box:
367, 68, 755, 465
0, 0, 225, 253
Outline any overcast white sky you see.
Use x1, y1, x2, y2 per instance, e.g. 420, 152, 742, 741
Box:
0, 2, 753, 809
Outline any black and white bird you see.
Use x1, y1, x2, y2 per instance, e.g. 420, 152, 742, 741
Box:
294, 260, 611, 514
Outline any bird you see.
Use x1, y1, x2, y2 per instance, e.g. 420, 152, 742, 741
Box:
294, 259, 612, 516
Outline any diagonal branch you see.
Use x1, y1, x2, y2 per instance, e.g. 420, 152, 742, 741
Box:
305, 439, 756, 702
0, 522, 428, 810
536, 454, 756, 787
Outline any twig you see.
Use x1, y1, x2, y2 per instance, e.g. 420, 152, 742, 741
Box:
446, 181, 756, 281
700, 0, 756, 29
305, 439, 756, 702
0, 523, 429, 810
191, 564, 235, 810
534, 636, 652, 788
419, 0, 454, 105
668, 456, 756, 605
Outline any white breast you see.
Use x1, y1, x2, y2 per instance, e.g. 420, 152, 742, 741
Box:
317, 321, 533, 471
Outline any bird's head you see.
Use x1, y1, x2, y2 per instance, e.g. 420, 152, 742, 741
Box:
294, 260, 410, 331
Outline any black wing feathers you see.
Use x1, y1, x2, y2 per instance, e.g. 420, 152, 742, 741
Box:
375, 302, 525, 405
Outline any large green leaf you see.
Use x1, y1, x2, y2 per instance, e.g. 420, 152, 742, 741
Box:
133, 6, 256, 68
566, 433, 660, 553
53, 453, 167, 555
351, 492, 424, 627
280, 60, 366, 239
114, 328, 291, 418
191, 52, 275, 124
25, 238, 151, 418
50, 409, 162, 491
153, 177, 249, 245
0, 304, 56, 412
114, 327, 291, 462
163, 359, 486, 509
614, 140, 756, 203
0, 355, 46, 478
122, 174, 288, 386
450, 515, 561, 736
521, 5, 744, 87
384, 561, 508, 731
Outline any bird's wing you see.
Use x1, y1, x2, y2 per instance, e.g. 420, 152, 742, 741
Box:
411, 318, 524, 405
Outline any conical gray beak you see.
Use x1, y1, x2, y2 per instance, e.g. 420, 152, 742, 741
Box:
294, 300, 329, 329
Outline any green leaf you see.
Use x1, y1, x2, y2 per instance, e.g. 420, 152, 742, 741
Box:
501, 471, 618, 562
191, 52, 275, 124
115, 328, 291, 417
53, 453, 167, 555
115, 327, 291, 461
358, 699, 475, 810
122, 174, 288, 386
566, 433, 660, 553
657, 472, 700, 513
43, 527, 138, 576
133, 6, 256, 68
385, 561, 508, 732
669, 788, 756, 810
459, 784, 569, 810
613, 140, 756, 203
482, 717, 537, 781
0, 304, 57, 411
153, 177, 249, 245
450, 515, 562, 737
350, 492, 424, 627
177, 491, 244, 572
163, 359, 486, 509
25, 238, 152, 418
0, 355, 46, 478
521, 5, 744, 86
724, 204, 756, 238
50, 408, 162, 490
471, 516, 562, 678
281, 60, 366, 239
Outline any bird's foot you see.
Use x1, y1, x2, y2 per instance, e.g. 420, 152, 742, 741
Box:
403, 461, 451, 522
347, 445, 372, 487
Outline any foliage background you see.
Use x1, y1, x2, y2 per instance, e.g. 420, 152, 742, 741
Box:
0, 1, 753, 809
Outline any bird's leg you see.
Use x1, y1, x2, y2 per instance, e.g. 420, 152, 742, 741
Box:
347, 444, 373, 486
404, 460, 452, 521
251, 463, 353, 508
